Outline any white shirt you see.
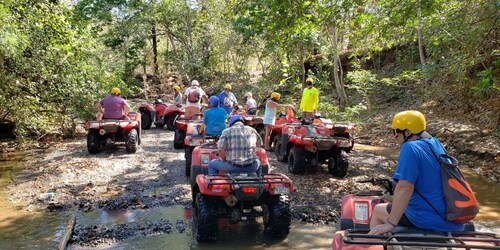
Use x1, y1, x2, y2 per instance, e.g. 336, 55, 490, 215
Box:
184, 86, 206, 109
245, 98, 257, 109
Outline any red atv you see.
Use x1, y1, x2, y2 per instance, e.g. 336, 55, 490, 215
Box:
337, 178, 394, 231
182, 117, 205, 176
189, 137, 270, 187
173, 114, 204, 150
84, 112, 141, 154
241, 114, 266, 141
191, 169, 293, 242
332, 178, 499, 249
274, 116, 354, 177
270, 107, 302, 151
138, 99, 184, 130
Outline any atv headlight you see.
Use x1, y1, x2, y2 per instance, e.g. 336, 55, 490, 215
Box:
303, 137, 315, 146
201, 154, 210, 166
89, 122, 100, 129
273, 185, 290, 195
337, 140, 351, 148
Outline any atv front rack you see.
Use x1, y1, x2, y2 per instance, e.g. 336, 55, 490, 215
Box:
342, 228, 500, 249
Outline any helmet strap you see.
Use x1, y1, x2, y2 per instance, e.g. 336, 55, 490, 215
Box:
402, 130, 413, 142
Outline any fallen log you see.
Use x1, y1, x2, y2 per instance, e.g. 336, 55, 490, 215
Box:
58, 215, 75, 250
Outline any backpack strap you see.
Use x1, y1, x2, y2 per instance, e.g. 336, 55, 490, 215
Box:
413, 138, 447, 221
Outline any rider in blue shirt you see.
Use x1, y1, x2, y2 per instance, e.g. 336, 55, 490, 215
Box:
200, 96, 227, 136
369, 110, 465, 235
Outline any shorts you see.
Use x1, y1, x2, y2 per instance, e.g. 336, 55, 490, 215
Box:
386, 203, 416, 228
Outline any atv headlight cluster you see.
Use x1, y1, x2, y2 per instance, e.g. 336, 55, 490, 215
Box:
89, 122, 100, 129
272, 185, 290, 195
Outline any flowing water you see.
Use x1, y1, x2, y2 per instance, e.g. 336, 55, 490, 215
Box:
0, 145, 498, 249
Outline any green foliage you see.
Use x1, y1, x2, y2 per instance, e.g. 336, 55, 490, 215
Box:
0, 0, 124, 138
471, 67, 499, 98
1, 0, 497, 140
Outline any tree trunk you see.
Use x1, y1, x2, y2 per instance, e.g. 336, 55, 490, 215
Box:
254, 45, 267, 77
332, 25, 348, 108
301, 42, 306, 89
417, 0, 426, 67
151, 24, 159, 75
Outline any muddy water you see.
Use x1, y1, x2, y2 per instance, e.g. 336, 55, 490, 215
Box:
0, 151, 67, 249
1, 145, 499, 249
355, 144, 500, 233
70, 205, 334, 249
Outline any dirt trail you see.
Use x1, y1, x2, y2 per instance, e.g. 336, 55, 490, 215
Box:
5, 117, 498, 247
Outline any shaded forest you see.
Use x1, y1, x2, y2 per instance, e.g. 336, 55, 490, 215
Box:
0, 0, 498, 141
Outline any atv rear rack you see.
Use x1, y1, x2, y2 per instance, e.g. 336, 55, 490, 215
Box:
205, 174, 292, 191
342, 228, 500, 249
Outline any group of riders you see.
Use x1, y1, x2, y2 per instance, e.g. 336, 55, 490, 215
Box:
95, 80, 471, 236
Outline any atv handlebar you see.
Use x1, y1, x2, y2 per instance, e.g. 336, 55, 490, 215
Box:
357, 178, 394, 195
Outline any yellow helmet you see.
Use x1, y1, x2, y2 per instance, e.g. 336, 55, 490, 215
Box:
110, 87, 121, 95
271, 92, 281, 100
391, 110, 426, 135
224, 84, 232, 90
306, 77, 314, 83
173, 85, 180, 91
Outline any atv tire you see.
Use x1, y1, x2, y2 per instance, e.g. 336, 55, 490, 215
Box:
87, 131, 101, 154
185, 146, 194, 177
125, 129, 138, 153
166, 114, 177, 131
173, 128, 186, 149
141, 111, 152, 130
328, 150, 348, 177
195, 193, 218, 242
263, 195, 291, 239
274, 136, 287, 162
288, 146, 306, 174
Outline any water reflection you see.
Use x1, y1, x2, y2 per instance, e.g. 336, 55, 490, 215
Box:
0, 146, 498, 249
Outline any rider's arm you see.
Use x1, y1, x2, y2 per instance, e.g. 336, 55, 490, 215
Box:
267, 100, 279, 109
176, 93, 183, 105
279, 103, 294, 109
123, 101, 131, 116
217, 148, 226, 161
95, 102, 104, 112
388, 180, 414, 225
200, 124, 206, 135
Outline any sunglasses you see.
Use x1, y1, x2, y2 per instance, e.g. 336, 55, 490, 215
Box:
392, 129, 405, 137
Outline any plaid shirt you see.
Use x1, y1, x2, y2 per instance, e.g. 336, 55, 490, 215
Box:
217, 122, 262, 165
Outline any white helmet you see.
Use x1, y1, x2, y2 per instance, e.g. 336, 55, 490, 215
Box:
191, 80, 200, 86
245, 92, 252, 98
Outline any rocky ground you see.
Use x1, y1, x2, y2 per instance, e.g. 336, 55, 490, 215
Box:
4, 114, 499, 247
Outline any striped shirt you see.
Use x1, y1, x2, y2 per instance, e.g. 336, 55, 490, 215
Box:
217, 122, 262, 165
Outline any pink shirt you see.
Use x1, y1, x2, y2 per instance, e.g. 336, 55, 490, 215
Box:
100, 95, 128, 119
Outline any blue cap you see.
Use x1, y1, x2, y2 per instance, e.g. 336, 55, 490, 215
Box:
229, 115, 244, 126
208, 96, 219, 107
